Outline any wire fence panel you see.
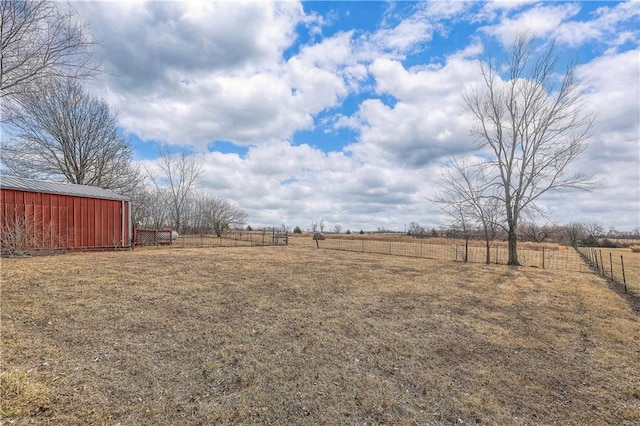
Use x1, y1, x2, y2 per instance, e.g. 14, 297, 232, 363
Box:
576, 246, 639, 294
134, 229, 174, 246
321, 237, 640, 296
135, 230, 288, 249
320, 237, 595, 273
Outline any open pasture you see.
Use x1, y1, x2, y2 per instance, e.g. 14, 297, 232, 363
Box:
578, 246, 640, 295
136, 230, 288, 249
313, 235, 639, 294
317, 234, 589, 272
2, 244, 639, 425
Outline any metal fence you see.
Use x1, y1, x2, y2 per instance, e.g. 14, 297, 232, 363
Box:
576, 246, 637, 294
134, 229, 174, 246
318, 237, 592, 271
135, 229, 288, 249
317, 237, 639, 295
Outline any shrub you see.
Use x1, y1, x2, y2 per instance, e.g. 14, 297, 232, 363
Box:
579, 237, 623, 248
293, 226, 303, 234
600, 239, 622, 248
1, 213, 67, 257
581, 235, 600, 247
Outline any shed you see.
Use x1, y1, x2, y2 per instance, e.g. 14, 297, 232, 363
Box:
0, 176, 132, 251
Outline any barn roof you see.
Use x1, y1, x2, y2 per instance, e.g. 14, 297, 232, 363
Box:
0, 176, 129, 201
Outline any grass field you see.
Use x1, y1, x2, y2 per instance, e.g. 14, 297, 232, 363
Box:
317, 235, 640, 295
2, 240, 639, 425
577, 246, 640, 295
318, 235, 589, 272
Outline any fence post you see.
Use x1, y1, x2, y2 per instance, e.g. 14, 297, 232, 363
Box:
609, 252, 614, 282
621, 255, 627, 292
464, 238, 469, 263
599, 250, 605, 277
542, 247, 545, 269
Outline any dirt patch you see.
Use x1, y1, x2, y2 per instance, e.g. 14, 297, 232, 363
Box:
2, 244, 639, 424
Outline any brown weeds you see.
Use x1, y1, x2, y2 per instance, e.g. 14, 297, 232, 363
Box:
1, 242, 639, 425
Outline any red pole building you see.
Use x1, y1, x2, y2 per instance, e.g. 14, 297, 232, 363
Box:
0, 176, 132, 251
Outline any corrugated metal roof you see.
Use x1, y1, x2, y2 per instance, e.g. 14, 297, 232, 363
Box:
0, 175, 129, 201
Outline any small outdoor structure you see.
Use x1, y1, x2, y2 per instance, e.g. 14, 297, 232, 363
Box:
313, 232, 325, 248
0, 176, 132, 252
134, 228, 177, 246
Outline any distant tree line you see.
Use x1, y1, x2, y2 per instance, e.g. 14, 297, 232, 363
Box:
130, 149, 247, 236
404, 221, 640, 248
132, 186, 247, 236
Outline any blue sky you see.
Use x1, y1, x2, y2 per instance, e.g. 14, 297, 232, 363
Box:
75, 1, 640, 231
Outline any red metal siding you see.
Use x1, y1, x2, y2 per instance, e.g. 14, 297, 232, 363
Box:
0, 188, 130, 250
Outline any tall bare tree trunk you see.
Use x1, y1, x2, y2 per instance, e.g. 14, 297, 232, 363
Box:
463, 34, 594, 268
508, 226, 518, 266
485, 238, 491, 265
148, 149, 203, 234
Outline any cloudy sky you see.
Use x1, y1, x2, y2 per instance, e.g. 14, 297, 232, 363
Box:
74, 0, 639, 232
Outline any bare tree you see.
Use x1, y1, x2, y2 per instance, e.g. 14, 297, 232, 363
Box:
519, 221, 554, 243
435, 158, 503, 264
148, 149, 202, 233
407, 222, 426, 237
192, 191, 247, 237
126, 181, 172, 230
463, 33, 595, 265
0, 0, 97, 105
436, 187, 474, 262
144, 187, 171, 230
1, 78, 140, 193
606, 226, 619, 239
564, 222, 585, 247
584, 223, 604, 246
334, 224, 342, 234
211, 197, 247, 236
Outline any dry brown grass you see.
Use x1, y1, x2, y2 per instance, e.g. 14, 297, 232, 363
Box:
585, 246, 640, 294
326, 233, 562, 251
2, 241, 639, 425
316, 234, 586, 272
